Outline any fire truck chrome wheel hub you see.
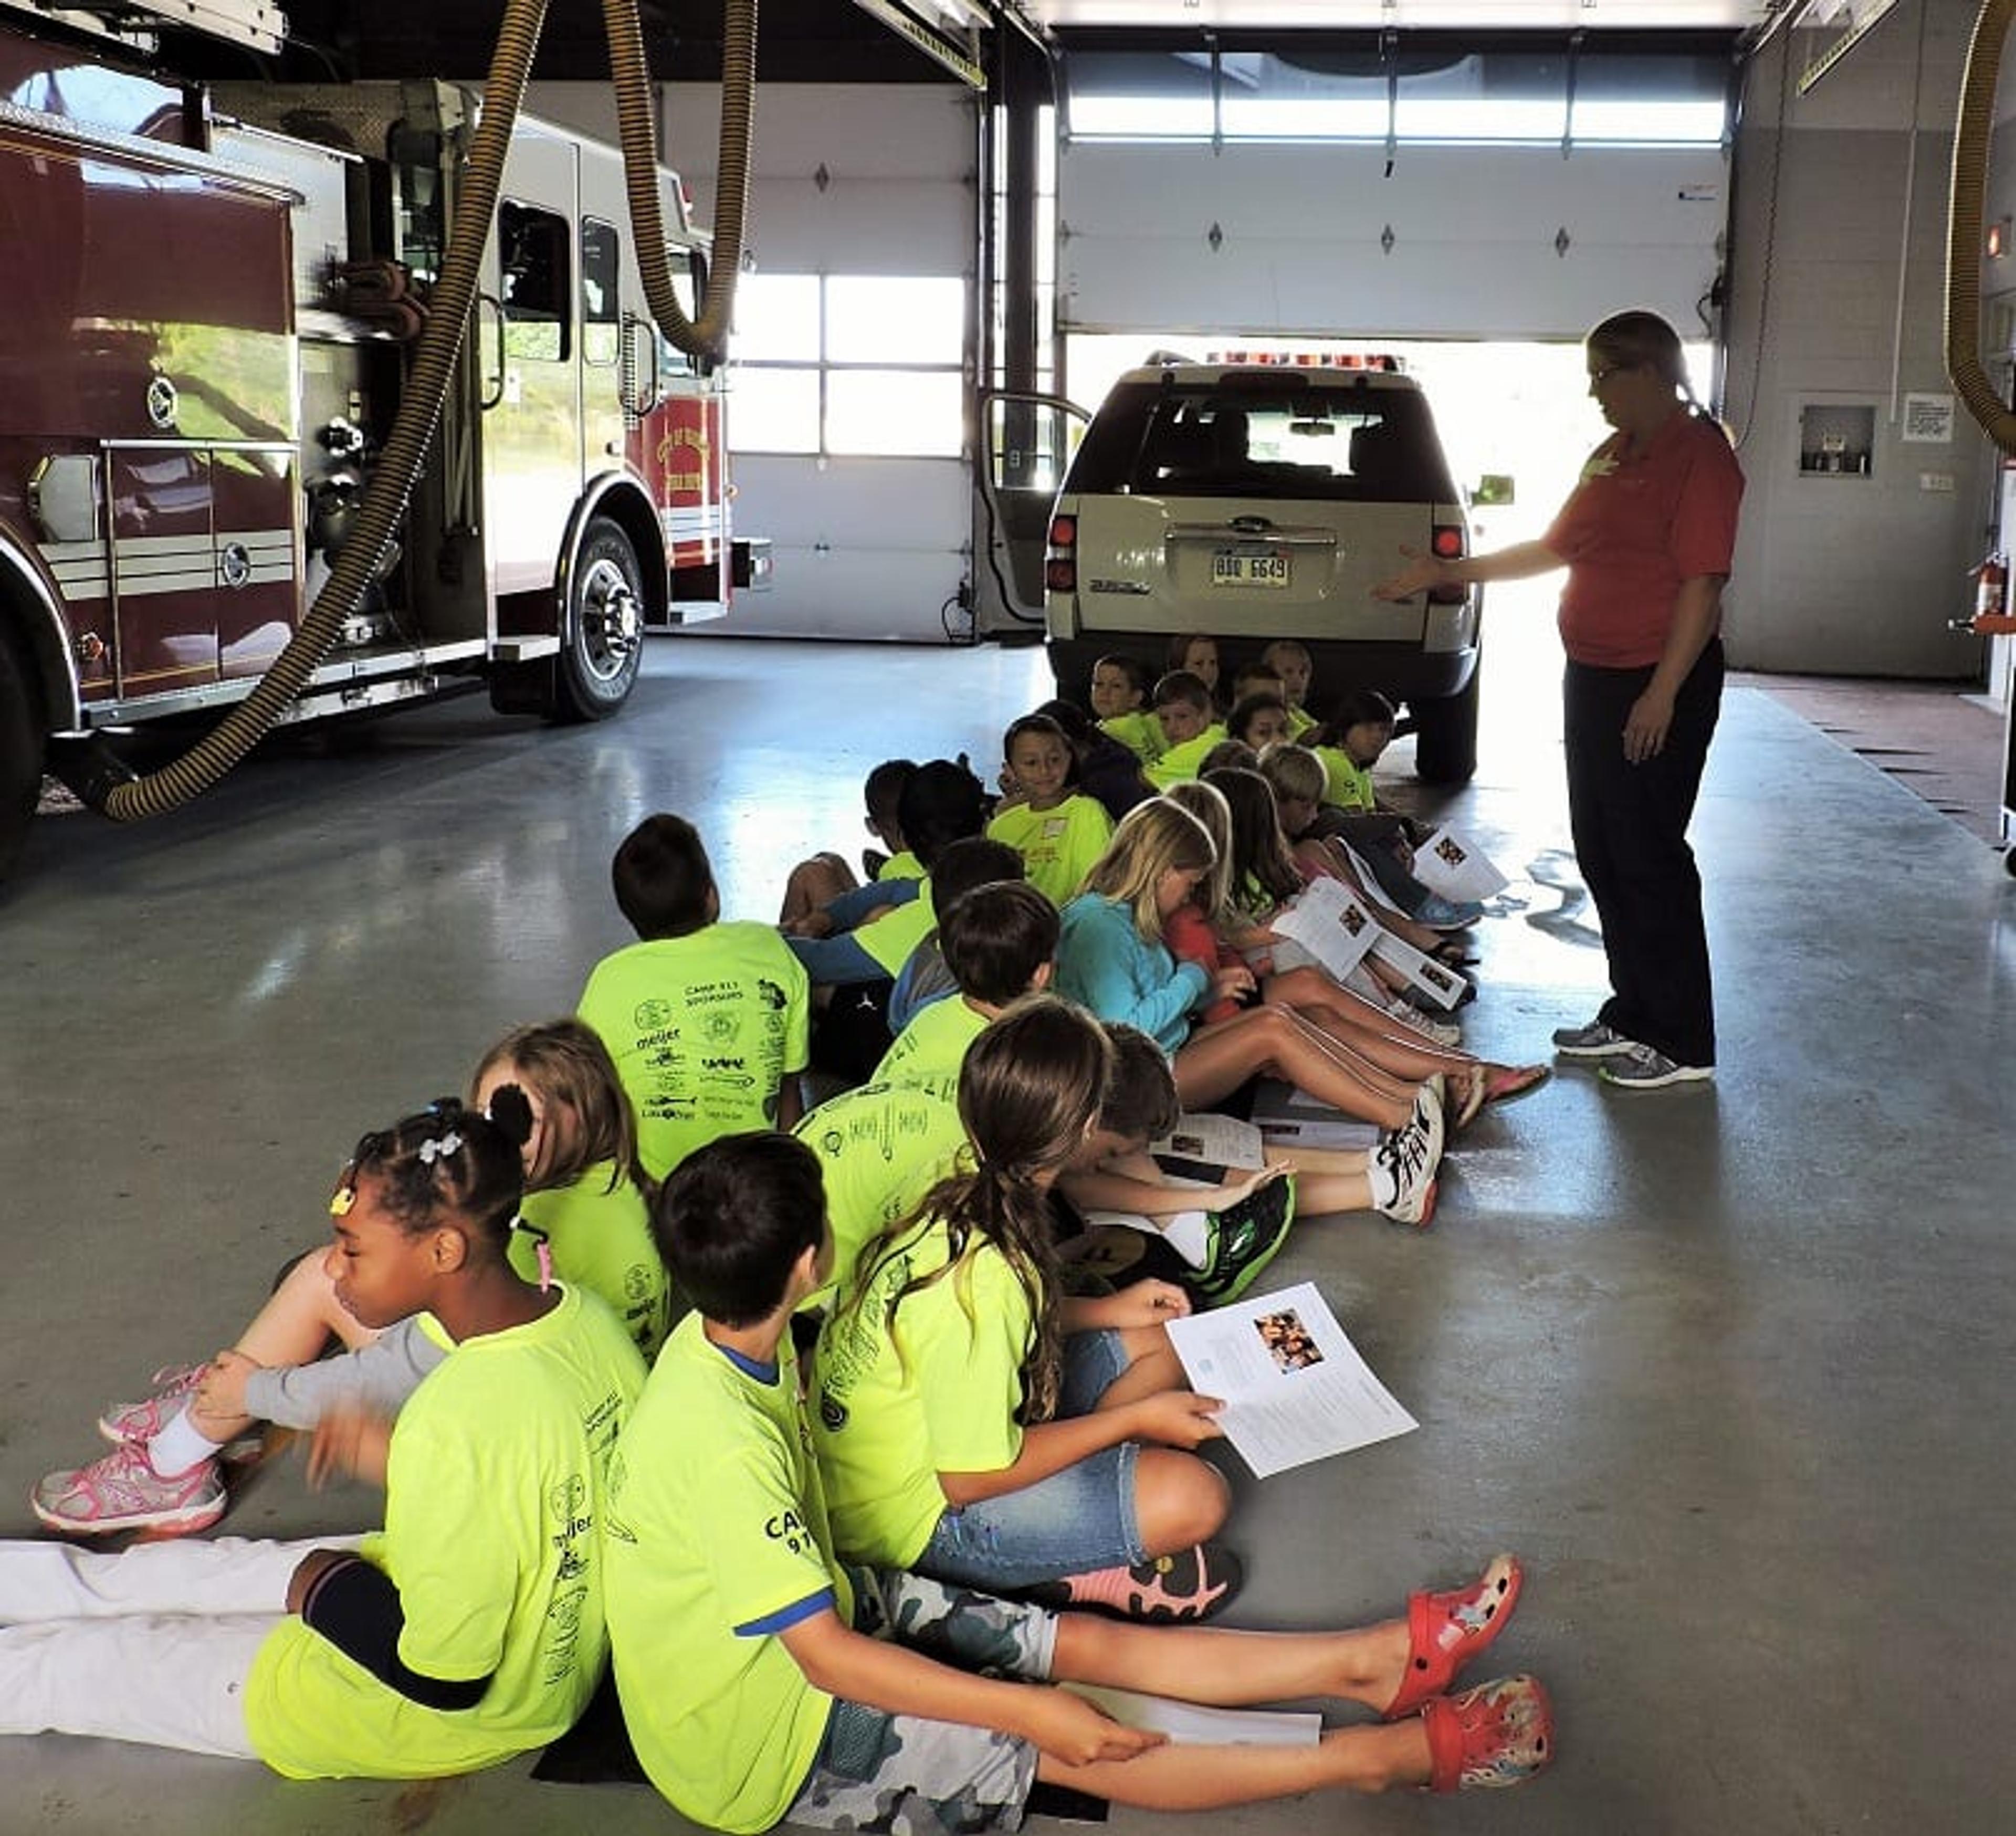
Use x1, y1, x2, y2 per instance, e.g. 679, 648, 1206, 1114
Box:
579, 560, 642, 683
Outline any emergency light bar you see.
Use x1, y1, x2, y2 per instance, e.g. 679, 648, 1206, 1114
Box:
1204, 352, 1405, 372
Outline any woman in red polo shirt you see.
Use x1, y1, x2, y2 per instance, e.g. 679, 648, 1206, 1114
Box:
1372, 309, 1744, 1089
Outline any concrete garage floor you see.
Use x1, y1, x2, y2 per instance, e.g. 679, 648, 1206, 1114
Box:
2, 631, 2013, 1835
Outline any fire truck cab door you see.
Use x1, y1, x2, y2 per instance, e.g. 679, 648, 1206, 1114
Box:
481, 130, 584, 600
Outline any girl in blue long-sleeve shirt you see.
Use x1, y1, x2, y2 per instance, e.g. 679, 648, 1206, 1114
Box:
1056, 800, 1443, 1147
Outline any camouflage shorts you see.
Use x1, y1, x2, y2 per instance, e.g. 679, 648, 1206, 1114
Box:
783, 1567, 1058, 1834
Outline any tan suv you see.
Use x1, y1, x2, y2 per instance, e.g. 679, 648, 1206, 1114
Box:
1043, 359, 1482, 783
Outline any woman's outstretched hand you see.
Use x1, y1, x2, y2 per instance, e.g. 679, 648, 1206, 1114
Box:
1370, 544, 1446, 602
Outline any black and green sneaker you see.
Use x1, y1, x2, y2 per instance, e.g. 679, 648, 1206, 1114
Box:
1191, 1173, 1296, 1307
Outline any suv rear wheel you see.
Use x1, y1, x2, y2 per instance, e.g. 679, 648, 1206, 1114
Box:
1411, 664, 1480, 786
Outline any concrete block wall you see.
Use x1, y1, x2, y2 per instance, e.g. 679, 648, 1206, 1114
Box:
1723, 0, 1998, 677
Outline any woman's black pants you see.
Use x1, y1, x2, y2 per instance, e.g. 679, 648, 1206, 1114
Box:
1561, 638, 1723, 1068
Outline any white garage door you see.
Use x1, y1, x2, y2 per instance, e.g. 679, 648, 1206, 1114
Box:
1060, 137, 1730, 342
664, 82, 978, 641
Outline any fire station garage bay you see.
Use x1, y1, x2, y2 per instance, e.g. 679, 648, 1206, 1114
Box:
4, 1, 2015, 1831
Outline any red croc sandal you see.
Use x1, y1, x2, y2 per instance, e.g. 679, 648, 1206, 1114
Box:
1383, 1552, 1525, 1719
1420, 1673, 1554, 1793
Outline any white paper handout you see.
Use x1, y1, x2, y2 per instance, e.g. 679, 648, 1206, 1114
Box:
1412, 826, 1509, 903
1247, 1080, 1379, 1152
1062, 1683, 1320, 1748
1266, 877, 1380, 981
1164, 1281, 1418, 1479
1152, 1112, 1268, 1171
1368, 930, 1467, 1012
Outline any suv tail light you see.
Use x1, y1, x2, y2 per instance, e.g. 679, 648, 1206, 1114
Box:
1046, 514, 1077, 594
1429, 522, 1467, 603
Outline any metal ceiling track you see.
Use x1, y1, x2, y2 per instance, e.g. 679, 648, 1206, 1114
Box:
849, 0, 992, 88
0, 0, 286, 53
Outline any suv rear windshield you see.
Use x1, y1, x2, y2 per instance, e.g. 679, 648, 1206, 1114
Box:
1065, 375, 1455, 505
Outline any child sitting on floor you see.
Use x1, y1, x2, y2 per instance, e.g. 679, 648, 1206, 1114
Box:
789, 759, 993, 1084
986, 711, 1116, 907
1145, 671, 1228, 789
1088, 652, 1163, 764
812, 998, 1241, 1619
1060, 1025, 1438, 1266
875, 878, 1058, 1090
600, 1127, 1551, 1833
779, 758, 920, 927
581, 813, 811, 1180
3, 1099, 644, 1778
1260, 637, 1320, 735
33, 1021, 664, 1539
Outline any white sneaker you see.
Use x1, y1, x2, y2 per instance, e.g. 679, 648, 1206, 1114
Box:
1385, 997, 1463, 1048
1371, 1115, 1440, 1226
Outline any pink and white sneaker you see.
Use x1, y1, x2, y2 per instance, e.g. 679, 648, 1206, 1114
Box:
97, 1363, 205, 1445
32, 1441, 226, 1537
99, 1365, 264, 1465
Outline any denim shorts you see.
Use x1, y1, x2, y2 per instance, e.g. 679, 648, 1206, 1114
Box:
915, 1329, 1144, 1590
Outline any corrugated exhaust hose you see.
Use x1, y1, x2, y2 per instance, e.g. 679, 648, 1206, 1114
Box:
93, 0, 758, 821
1948, 0, 2016, 456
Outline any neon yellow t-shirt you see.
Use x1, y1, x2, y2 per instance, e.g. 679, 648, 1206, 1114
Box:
605, 1318, 852, 1835
793, 1074, 970, 1304
871, 995, 990, 1090
243, 1286, 645, 1779
510, 1163, 676, 1362
578, 921, 812, 1181
1312, 744, 1377, 813
1287, 706, 1318, 738
1098, 710, 1165, 764
1146, 722, 1229, 789
985, 794, 1114, 907
810, 1218, 1034, 1568
853, 877, 937, 977
877, 848, 923, 882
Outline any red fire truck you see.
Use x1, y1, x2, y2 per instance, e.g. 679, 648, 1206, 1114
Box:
0, 16, 765, 876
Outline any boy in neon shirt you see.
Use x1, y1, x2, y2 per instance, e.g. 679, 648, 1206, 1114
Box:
603, 1131, 1552, 1834
986, 712, 1116, 907
873, 878, 1058, 1089
1144, 671, 1228, 789
1087, 652, 1163, 763
580, 814, 810, 1181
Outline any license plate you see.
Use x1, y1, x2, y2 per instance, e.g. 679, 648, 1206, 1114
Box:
1212, 550, 1289, 589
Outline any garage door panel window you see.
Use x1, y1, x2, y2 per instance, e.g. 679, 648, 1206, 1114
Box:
1067, 44, 1726, 148
732, 272, 964, 458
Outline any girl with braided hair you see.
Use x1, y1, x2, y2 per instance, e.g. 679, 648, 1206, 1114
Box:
34, 1019, 660, 1539
0, 1097, 644, 1776
808, 996, 1242, 1622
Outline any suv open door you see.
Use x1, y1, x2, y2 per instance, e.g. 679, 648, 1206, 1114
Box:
973, 390, 1089, 637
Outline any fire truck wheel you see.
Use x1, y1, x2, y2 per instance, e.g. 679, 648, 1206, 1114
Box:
557, 518, 646, 721
0, 635, 45, 883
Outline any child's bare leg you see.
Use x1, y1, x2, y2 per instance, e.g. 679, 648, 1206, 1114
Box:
1175, 1010, 1416, 1131
1265, 966, 1472, 1061
1052, 1609, 1409, 1712
185, 1249, 371, 1444
1129, 1449, 1230, 1557
1089, 1325, 1185, 1410
1265, 979, 1473, 1084
779, 853, 857, 927
1039, 1719, 1431, 1805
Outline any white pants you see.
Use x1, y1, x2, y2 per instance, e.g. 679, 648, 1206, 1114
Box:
0, 1535, 359, 1759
